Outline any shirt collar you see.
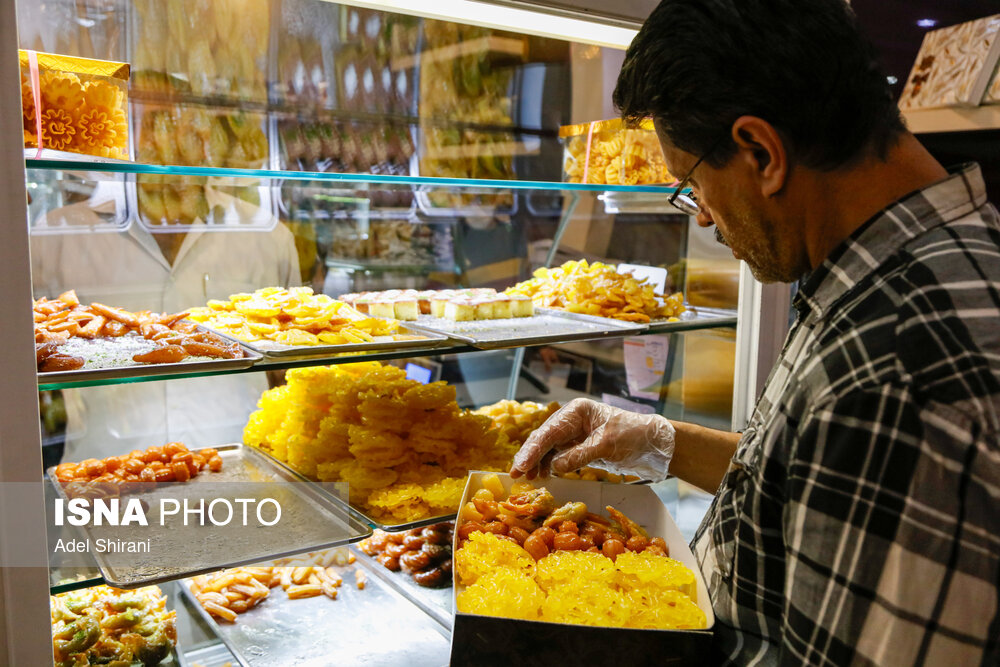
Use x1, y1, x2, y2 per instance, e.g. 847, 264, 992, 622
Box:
794, 162, 988, 318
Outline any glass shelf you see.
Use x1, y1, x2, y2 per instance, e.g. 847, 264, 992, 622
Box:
36, 310, 737, 392
50, 570, 105, 595
37, 343, 477, 391
26, 157, 686, 196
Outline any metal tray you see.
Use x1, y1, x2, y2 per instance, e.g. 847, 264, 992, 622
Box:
249, 447, 457, 532
350, 545, 453, 629
404, 308, 648, 350
38, 329, 262, 386
646, 306, 738, 335
203, 323, 451, 360
46, 444, 371, 589
179, 557, 451, 667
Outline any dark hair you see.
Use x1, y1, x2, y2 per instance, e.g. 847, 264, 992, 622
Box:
613, 0, 905, 170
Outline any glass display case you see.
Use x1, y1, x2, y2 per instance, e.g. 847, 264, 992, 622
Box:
0, 1, 776, 663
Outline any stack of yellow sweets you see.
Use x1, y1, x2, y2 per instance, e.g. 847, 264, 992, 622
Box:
244, 362, 519, 523
187, 286, 403, 346
456, 532, 706, 630
472, 399, 560, 448
506, 260, 685, 323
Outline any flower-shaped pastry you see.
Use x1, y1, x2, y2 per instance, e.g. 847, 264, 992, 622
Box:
40, 108, 76, 151
77, 107, 117, 149
40, 71, 85, 114
83, 80, 124, 111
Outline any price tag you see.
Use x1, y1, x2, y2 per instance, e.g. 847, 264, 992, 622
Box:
623, 335, 670, 400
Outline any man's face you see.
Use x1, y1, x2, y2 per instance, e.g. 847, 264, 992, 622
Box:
655, 123, 804, 284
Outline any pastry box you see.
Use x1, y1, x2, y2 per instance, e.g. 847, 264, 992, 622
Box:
20, 49, 130, 159
449, 472, 713, 666
559, 118, 673, 186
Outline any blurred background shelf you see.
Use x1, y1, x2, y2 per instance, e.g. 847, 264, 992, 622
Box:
903, 105, 1000, 134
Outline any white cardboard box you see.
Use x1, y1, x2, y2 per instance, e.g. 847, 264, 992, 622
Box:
449, 472, 714, 666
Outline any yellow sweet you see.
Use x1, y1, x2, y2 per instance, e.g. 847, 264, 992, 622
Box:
455, 532, 535, 586
457, 569, 545, 621
454, 533, 707, 630
21, 65, 128, 158
187, 286, 403, 347
40, 108, 75, 151
624, 587, 706, 630
534, 551, 616, 591
561, 121, 672, 185
243, 362, 518, 524
541, 580, 631, 627
614, 550, 698, 601
473, 399, 560, 448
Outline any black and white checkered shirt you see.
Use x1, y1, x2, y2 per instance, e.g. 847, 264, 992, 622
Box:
692, 163, 1000, 666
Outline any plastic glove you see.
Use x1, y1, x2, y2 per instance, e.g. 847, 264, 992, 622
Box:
509, 398, 676, 481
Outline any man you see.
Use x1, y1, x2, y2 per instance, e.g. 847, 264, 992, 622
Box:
31, 182, 301, 458
510, 1, 1000, 664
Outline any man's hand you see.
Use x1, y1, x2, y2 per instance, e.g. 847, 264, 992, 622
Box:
509, 398, 676, 481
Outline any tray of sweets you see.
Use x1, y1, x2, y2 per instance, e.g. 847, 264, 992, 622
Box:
351, 526, 454, 629
184, 286, 453, 361
33, 291, 263, 385
179, 557, 451, 667
406, 308, 648, 349
46, 444, 371, 589
37, 328, 262, 386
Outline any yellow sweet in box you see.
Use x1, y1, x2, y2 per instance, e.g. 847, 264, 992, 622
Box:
456, 533, 707, 630
20, 50, 129, 159
560, 118, 672, 186
243, 362, 519, 524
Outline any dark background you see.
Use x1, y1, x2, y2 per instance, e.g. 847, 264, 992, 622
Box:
853, 0, 1000, 202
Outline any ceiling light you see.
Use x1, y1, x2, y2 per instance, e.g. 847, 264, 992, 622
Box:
327, 0, 640, 50
916, 18, 938, 28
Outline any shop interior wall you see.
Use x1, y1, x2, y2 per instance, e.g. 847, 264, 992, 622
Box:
854, 0, 1000, 202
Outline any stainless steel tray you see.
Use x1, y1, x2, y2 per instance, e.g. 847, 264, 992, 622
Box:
179, 557, 451, 667
249, 447, 457, 532
350, 545, 453, 629
46, 444, 371, 589
38, 329, 263, 386
404, 308, 648, 350
646, 306, 738, 334
203, 323, 451, 360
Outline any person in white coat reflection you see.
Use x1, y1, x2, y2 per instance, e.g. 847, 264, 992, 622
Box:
30, 180, 300, 460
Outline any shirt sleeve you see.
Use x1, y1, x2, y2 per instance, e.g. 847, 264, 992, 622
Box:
779, 384, 999, 666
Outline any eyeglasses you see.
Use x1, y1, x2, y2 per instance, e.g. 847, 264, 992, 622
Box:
667, 138, 724, 216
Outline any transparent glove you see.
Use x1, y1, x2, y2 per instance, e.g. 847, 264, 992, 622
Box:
510, 398, 675, 481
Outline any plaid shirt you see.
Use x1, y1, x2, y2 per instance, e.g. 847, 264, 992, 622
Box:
692, 163, 1000, 666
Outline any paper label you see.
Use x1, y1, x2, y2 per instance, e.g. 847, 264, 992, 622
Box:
623, 335, 669, 400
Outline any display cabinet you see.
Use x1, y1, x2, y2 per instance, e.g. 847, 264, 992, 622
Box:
1, 1, 782, 664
